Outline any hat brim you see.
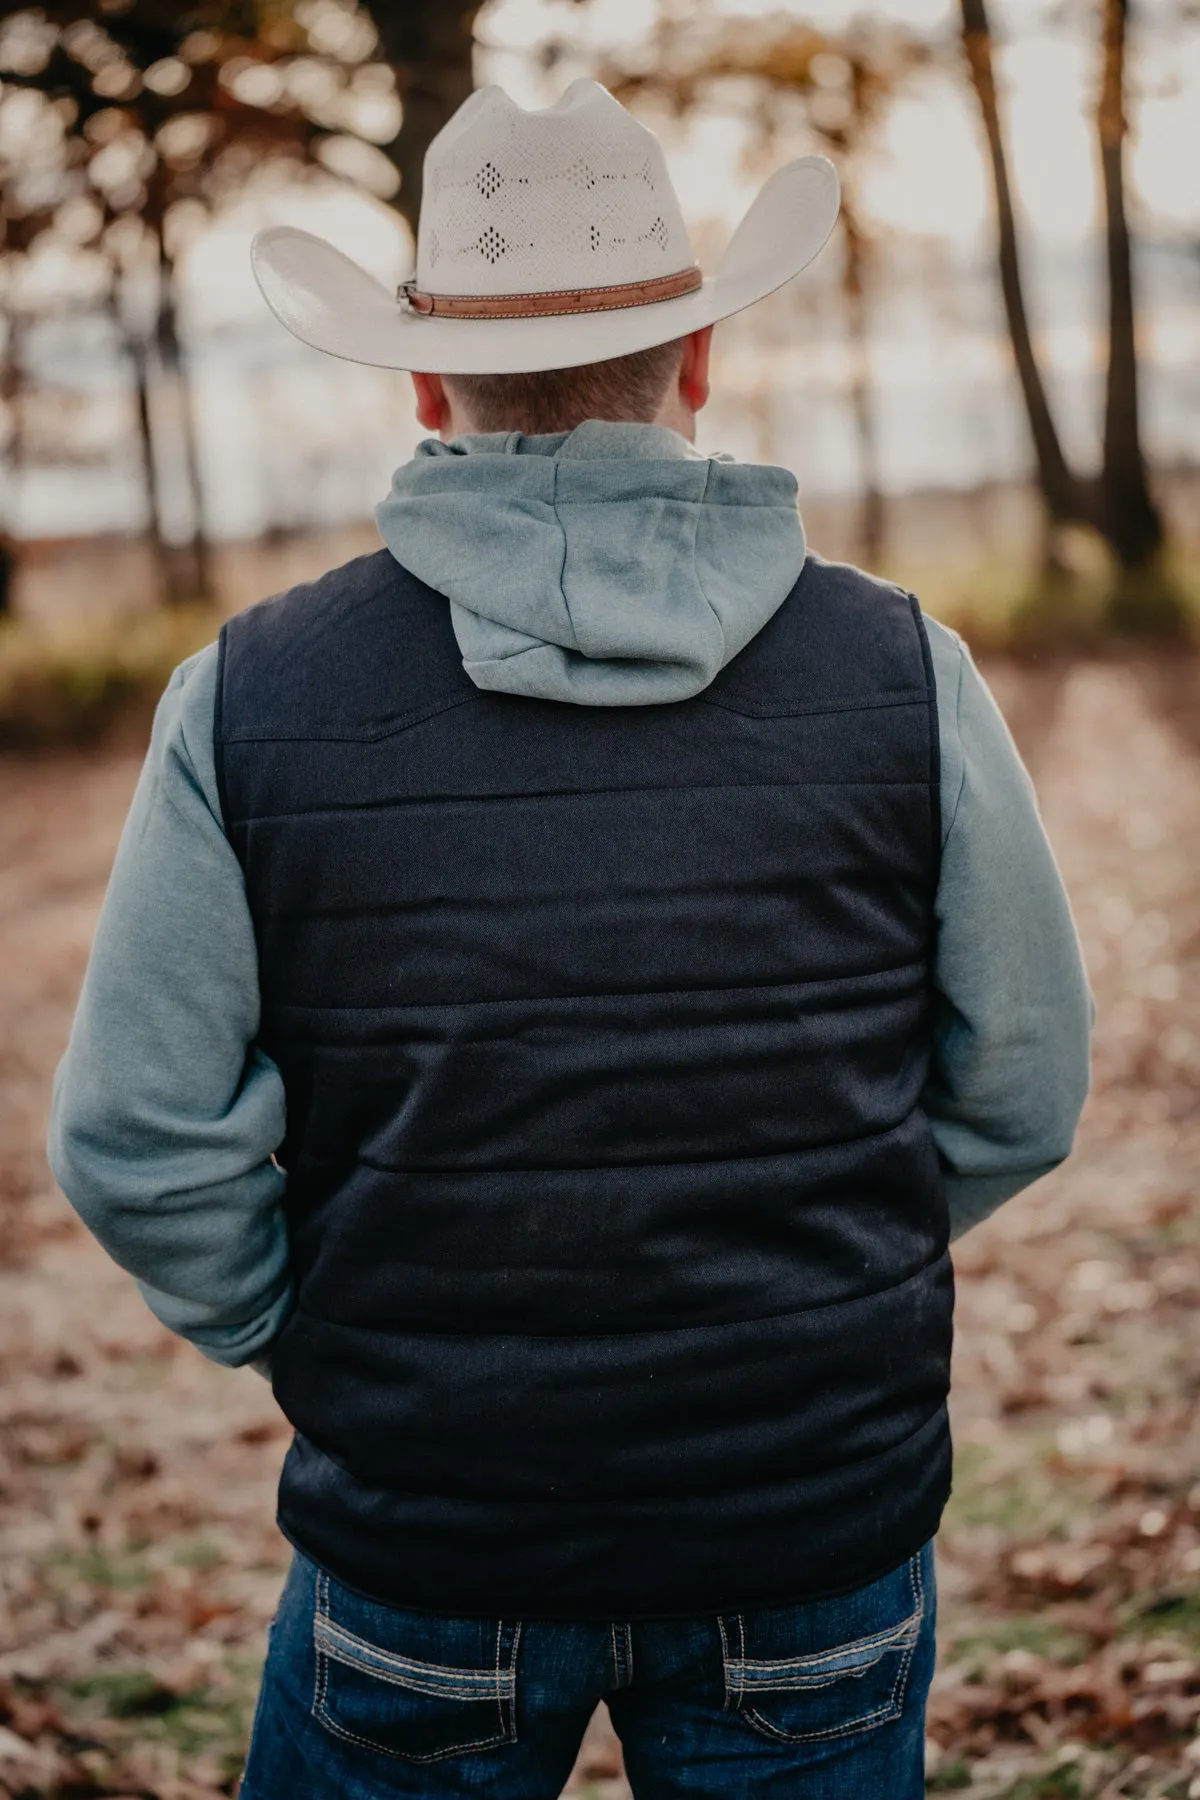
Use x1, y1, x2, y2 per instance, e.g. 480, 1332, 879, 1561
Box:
251, 155, 839, 375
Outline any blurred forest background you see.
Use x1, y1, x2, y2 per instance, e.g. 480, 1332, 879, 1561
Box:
0, 3, 1198, 1798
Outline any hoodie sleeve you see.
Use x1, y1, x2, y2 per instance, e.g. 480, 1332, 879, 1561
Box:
922, 617, 1093, 1238
47, 645, 293, 1366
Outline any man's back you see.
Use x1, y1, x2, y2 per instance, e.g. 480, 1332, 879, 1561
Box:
216, 538, 950, 1617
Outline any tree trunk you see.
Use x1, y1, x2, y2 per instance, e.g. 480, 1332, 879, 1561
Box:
157, 241, 213, 602
841, 211, 885, 568
108, 291, 180, 607
131, 331, 183, 605
369, 2, 484, 234
1097, 0, 1163, 570
0, 306, 25, 618
959, 0, 1090, 534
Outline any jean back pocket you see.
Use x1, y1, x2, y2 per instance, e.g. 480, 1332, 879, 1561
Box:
719, 1545, 930, 1746
312, 1570, 520, 1764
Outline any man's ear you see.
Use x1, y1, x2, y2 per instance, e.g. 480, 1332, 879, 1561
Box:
412, 371, 450, 434
679, 326, 714, 415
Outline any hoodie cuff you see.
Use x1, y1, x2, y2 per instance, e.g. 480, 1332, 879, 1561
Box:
945, 1165, 1061, 1241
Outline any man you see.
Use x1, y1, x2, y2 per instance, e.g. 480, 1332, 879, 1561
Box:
50, 80, 1091, 1799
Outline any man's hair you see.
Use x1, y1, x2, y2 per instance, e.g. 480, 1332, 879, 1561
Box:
442, 337, 685, 435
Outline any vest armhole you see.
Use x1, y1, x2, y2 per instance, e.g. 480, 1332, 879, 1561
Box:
212, 618, 232, 840
906, 593, 942, 873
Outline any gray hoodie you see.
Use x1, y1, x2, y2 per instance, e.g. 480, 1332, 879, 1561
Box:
377, 421, 804, 706
49, 423, 1092, 1368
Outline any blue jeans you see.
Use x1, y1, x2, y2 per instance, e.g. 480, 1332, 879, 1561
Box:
241, 1543, 936, 1799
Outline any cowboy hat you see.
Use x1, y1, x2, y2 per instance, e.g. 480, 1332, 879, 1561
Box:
252, 79, 840, 376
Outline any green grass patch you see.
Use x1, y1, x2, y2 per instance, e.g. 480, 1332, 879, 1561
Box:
1149, 1210, 1200, 1251
942, 1438, 1097, 1540
67, 1668, 180, 1718
1119, 1589, 1200, 1649
66, 1654, 262, 1782
994, 1768, 1088, 1800
928, 1760, 974, 1791
50, 1544, 152, 1592
172, 1537, 224, 1572
948, 1614, 1091, 1680
0, 605, 220, 748
142, 1682, 256, 1770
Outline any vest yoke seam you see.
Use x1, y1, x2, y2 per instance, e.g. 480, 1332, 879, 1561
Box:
217, 690, 476, 748
697, 689, 930, 720
216, 691, 931, 744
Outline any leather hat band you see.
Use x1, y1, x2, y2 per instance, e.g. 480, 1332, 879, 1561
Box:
398, 265, 703, 320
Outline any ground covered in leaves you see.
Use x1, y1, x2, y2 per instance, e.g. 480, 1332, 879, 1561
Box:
0, 648, 1197, 1799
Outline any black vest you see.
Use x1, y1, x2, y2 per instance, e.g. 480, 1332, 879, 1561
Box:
216, 546, 952, 1619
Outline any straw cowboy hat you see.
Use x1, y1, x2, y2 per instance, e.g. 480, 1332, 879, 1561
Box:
252, 78, 840, 376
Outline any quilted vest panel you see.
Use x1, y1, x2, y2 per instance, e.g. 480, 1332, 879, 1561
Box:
216, 547, 953, 1617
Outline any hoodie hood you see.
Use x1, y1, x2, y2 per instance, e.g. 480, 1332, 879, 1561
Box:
374, 420, 805, 706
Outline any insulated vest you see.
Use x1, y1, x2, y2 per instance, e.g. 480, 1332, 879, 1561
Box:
215, 546, 953, 1619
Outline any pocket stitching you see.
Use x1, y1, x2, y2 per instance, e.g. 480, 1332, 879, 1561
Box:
716, 1613, 737, 1712
501, 1619, 523, 1749
723, 1550, 926, 1747
735, 1611, 922, 1685
311, 1571, 520, 1765
315, 1615, 515, 1697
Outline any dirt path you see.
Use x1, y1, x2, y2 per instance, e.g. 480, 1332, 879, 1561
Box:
0, 652, 1197, 1799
